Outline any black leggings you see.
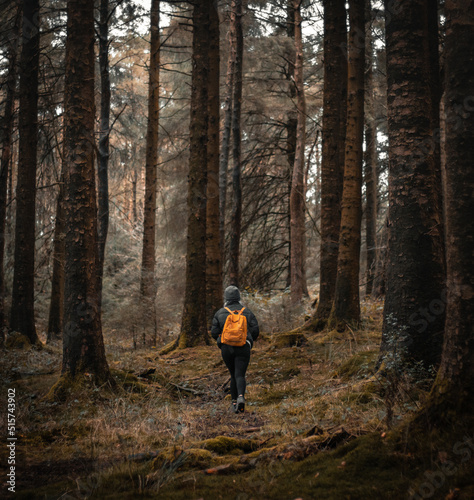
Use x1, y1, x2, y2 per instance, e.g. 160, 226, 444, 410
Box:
221, 343, 251, 400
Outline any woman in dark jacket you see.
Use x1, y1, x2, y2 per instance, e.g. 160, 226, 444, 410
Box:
211, 286, 259, 413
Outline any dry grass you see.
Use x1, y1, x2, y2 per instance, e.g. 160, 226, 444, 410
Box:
1, 297, 432, 498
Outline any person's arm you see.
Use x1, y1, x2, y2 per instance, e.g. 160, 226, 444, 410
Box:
211, 310, 223, 343
247, 310, 259, 344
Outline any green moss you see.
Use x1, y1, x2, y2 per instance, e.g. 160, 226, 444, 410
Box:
111, 369, 150, 393
199, 436, 259, 455
17, 480, 74, 500
272, 332, 308, 348
5, 332, 33, 349
159, 337, 179, 355
23, 423, 91, 445
152, 446, 215, 471
45, 373, 83, 402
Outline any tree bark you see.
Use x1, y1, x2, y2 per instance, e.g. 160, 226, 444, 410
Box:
379, 0, 445, 369
132, 160, 138, 227
364, 0, 377, 297
290, 0, 308, 304
206, 0, 222, 325
97, 0, 111, 307
219, 7, 235, 268
426, 0, 444, 266
10, 0, 41, 344
372, 217, 387, 298
179, 0, 210, 348
47, 176, 65, 342
332, 0, 365, 326
228, 0, 244, 288
418, 0, 474, 423
313, 0, 347, 325
0, 2, 20, 337
286, 0, 297, 290
140, 0, 160, 299
61, 0, 109, 382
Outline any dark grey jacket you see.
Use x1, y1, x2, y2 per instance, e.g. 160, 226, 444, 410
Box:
211, 301, 260, 348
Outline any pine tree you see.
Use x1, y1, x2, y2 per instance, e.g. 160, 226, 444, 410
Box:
178, 0, 211, 348
332, 0, 365, 326
379, 0, 445, 369
10, 0, 41, 344
141, 0, 160, 299
61, 0, 109, 382
311, 0, 347, 327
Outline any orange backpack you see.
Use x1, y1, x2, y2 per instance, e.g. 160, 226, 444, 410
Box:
221, 307, 247, 346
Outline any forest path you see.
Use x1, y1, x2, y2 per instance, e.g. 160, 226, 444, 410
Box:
1, 300, 432, 499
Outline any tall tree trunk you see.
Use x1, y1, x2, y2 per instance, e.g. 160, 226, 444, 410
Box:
418, 0, 474, 424
290, 0, 308, 304
206, 0, 222, 325
61, 0, 109, 382
219, 9, 235, 269
312, 0, 347, 326
97, 0, 111, 306
141, 0, 160, 299
132, 161, 138, 227
178, 0, 210, 348
426, 0, 444, 263
372, 217, 387, 298
47, 177, 65, 342
0, 2, 20, 338
379, 0, 445, 369
364, 0, 377, 297
10, 0, 41, 344
332, 0, 365, 326
228, 0, 244, 288
286, 0, 297, 290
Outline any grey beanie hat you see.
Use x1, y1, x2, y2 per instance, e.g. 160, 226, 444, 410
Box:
224, 285, 241, 304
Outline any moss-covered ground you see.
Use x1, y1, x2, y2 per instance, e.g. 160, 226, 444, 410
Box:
1, 299, 473, 499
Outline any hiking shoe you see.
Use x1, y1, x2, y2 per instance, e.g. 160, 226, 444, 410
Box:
230, 400, 237, 413
236, 395, 245, 413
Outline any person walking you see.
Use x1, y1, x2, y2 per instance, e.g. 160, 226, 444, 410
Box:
211, 286, 259, 413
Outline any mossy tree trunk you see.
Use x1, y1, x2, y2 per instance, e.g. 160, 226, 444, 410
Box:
332, 0, 365, 327
179, 0, 211, 348
379, 0, 445, 369
0, 2, 20, 337
206, 0, 222, 326
420, 0, 474, 422
228, 0, 244, 288
61, 0, 109, 382
290, 0, 308, 304
141, 0, 160, 300
312, 0, 347, 327
10, 0, 41, 345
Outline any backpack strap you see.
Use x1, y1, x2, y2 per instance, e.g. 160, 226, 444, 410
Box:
224, 307, 245, 315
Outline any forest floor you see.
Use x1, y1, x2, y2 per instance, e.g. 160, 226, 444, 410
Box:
1, 299, 474, 499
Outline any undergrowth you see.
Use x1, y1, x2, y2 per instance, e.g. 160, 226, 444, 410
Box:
1, 298, 472, 499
